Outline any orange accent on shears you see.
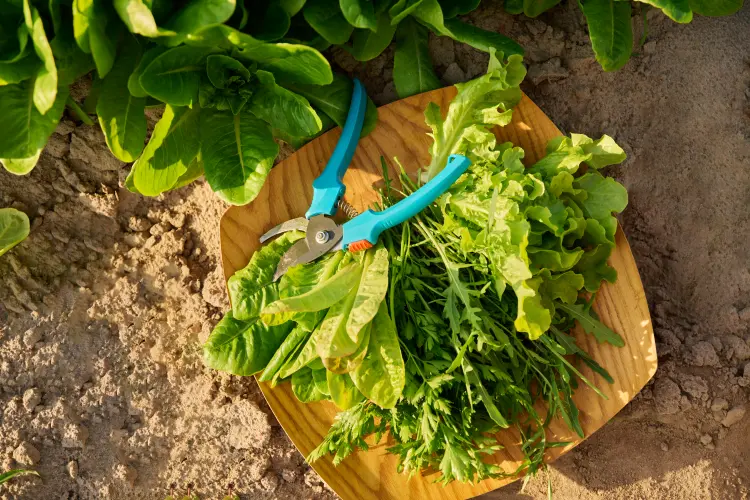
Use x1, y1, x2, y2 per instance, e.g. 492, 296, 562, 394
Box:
348, 240, 374, 252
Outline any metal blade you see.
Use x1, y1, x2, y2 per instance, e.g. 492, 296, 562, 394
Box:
273, 239, 311, 282
260, 217, 309, 244
272, 215, 344, 281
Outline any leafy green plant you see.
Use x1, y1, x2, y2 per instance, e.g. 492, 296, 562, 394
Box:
2, 1, 740, 206
0, 0, 377, 206
0, 208, 30, 258
0, 468, 40, 485
0, 0, 523, 206
204, 52, 629, 484
504, 0, 745, 71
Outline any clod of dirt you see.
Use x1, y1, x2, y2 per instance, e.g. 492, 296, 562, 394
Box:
114, 463, 138, 486
690, 341, 721, 367
653, 377, 682, 415
723, 335, 750, 361
711, 397, 730, 412
721, 406, 746, 427
22, 388, 41, 411
61, 423, 89, 448
527, 57, 569, 86
261, 471, 280, 492
13, 441, 40, 465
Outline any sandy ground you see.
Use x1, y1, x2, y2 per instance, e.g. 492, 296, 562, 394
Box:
0, 3, 748, 499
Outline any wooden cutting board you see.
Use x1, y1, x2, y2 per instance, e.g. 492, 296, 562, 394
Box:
219, 87, 657, 499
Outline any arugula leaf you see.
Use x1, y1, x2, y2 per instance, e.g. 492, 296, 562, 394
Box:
248, 70, 323, 138
203, 311, 293, 376
350, 302, 405, 408
0, 208, 30, 257
139, 45, 218, 107
557, 303, 625, 347
129, 105, 200, 196
0, 81, 68, 171
200, 108, 279, 205
303, 0, 355, 44
581, 0, 633, 72
96, 36, 147, 163
393, 18, 440, 98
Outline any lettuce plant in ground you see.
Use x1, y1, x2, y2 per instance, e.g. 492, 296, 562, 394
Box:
0, 0, 520, 205
203, 52, 629, 483
504, 0, 745, 71
0, 0, 377, 205
0, 208, 30, 258
1, 0, 742, 204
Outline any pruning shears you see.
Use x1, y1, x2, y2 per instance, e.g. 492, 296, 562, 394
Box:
261, 79, 471, 281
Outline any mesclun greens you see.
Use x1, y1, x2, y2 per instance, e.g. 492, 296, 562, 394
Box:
0, 207, 30, 258
204, 52, 629, 483
504, 0, 745, 71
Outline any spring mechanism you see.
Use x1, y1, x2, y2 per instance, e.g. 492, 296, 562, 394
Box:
337, 199, 359, 219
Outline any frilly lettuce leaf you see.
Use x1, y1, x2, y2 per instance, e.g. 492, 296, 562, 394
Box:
425, 49, 525, 178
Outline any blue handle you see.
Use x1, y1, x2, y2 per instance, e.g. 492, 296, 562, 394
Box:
306, 79, 368, 218
342, 154, 471, 249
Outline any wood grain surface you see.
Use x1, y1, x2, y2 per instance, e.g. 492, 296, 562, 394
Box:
219, 87, 657, 500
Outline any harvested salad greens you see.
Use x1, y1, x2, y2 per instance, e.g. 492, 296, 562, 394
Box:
204, 51, 629, 484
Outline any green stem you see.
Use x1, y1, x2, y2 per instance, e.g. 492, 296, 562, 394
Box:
66, 97, 94, 126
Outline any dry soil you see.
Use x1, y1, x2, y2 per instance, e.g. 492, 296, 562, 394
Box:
0, 3, 748, 499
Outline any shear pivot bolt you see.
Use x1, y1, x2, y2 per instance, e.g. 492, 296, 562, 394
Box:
315, 231, 330, 244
